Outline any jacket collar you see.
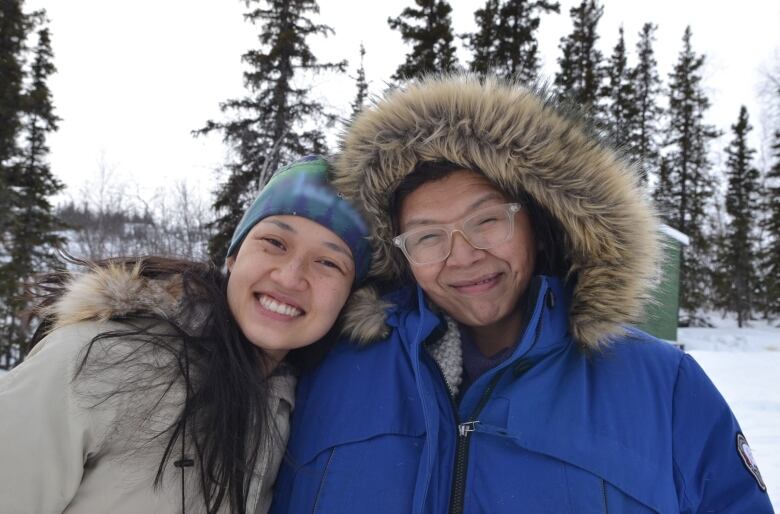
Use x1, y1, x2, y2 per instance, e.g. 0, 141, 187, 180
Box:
386, 275, 573, 363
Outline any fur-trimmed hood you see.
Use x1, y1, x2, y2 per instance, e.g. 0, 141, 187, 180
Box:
36, 263, 186, 336
334, 73, 660, 351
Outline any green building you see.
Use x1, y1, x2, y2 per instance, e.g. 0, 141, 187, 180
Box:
638, 225, 689, 345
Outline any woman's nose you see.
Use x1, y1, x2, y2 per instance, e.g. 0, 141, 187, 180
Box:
272, 259, 308, 290
445, 230, 483, 267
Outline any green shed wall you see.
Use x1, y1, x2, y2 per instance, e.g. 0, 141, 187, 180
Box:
638, 235, 682, 342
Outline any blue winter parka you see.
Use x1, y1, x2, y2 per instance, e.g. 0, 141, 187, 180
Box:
271, 276, 773, 514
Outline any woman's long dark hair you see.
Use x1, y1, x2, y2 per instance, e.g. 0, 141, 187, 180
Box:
30, 255, 333, 514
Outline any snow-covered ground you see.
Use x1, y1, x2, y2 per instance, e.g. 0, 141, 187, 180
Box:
681, 316, 779, 506
1, 318, 778, 507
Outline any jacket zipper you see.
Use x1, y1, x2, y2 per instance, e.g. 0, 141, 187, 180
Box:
601, 479, 609, 514
448, 367, 509, 514
450, 290, 548, 514
425, 283, 550, 514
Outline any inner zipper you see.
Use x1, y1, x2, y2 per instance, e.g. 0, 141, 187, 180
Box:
423, 280, 550, 514
448, 366, 510, 514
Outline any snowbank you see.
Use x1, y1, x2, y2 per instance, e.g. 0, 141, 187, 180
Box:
681, 317, 779, 352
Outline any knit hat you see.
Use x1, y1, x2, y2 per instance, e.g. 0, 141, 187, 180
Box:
226, 155, 371, 284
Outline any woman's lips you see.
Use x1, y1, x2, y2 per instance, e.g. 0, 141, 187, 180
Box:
450, 272, 502, 294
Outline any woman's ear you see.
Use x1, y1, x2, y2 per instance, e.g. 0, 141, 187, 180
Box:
226, 255, 236, 273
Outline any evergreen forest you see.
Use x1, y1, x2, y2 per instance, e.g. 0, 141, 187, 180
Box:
1, 0, 779, 367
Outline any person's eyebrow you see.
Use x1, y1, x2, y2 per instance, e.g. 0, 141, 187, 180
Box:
403, 192, 505, 228
267, 219, 296, 232
267, 219, 353, 263
322, 240, 353, 262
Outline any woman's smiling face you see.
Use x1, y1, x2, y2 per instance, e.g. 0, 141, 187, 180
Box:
226, 215, 355, 362
398, 170, 536, 334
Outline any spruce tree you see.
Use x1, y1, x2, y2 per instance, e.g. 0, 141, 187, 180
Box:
466, 0, 560, 82
653, 156, 674, 218
0, 0, 27, 368
554, 0, 606, 116
653, 27, 719, 321
629, 23, 663, 184
16, 21, 64, 269
465, 0, 500, 75
351, 43, 368, 118
0, 12, 64, 368
196, 0, 345, 264
717, 107, 760, 326
602, 26, 637, 149
388, 0, 458, 81
0, 0, 27, 241
760, 129, 780, 318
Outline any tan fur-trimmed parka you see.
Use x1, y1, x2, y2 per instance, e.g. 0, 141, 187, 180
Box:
0, 264, 295, 514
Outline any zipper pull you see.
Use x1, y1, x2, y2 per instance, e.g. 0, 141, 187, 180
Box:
458, 420, 480, 437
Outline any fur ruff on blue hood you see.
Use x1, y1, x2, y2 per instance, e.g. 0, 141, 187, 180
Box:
334, 73, 661, 351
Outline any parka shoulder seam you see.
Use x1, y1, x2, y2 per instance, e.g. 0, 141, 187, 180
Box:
670, 352, 693, 510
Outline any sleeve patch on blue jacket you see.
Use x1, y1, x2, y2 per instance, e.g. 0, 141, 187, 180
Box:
737, 432, 767, 492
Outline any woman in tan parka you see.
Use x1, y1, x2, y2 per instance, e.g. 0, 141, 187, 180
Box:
0, 156, 371, 514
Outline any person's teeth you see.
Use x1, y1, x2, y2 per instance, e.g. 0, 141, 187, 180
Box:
259, 295, 302, 317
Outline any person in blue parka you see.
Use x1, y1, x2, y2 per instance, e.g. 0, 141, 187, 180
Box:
270, 74, 774, 513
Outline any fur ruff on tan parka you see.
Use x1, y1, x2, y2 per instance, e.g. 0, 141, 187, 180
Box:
0, 264, 295, 514
334, 73, 661, 351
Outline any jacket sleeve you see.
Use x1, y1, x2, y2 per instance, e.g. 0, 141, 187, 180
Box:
0, 323, 115, 514
672, 353, 774, 513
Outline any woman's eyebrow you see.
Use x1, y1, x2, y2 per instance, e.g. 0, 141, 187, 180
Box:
322, 240, 353, 261
266, 218, 352, 262
404, 193, 505, 228
267, 219, 295, 232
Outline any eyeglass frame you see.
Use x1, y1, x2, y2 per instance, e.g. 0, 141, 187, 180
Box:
392, 202, 522, 265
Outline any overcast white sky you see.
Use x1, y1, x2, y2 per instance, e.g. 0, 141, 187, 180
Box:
22, 0, 780, 206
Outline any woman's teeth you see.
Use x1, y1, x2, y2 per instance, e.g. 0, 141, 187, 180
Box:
258, 294, 303, 317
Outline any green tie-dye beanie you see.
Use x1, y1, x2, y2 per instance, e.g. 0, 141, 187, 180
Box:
226, 155, 371, 284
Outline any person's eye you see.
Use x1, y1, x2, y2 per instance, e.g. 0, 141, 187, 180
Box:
318, 259, 344, 273
414, 232, 443, 245
261, 237, 286, 251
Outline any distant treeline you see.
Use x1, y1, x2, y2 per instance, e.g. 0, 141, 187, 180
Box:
1, 0, 779, 368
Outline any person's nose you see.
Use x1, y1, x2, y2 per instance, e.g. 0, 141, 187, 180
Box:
271, 257, 308, 291
445, 230, 483, 267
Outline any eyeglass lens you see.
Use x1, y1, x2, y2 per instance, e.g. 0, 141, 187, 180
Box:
404, 204, 514, 264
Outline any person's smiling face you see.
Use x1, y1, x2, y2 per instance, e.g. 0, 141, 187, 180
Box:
226, 215, 355, 362
398, 170, 536, 334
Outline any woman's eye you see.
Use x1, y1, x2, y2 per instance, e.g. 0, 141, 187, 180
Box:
318, 259, 343, 272
414, 232, 442, 245
261, 237, 285, 250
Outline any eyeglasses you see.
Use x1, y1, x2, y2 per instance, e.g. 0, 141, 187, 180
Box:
393, 203, 522, 265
